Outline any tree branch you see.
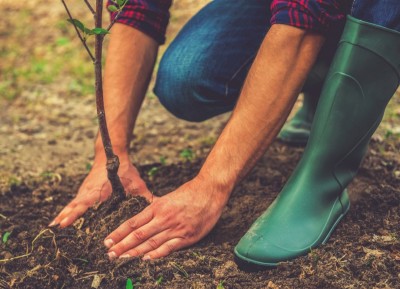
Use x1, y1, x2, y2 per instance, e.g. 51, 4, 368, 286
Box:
61, 0, 95, 62
106, 0, 129, 32
84, 0, 96, 15
106, 9, 123, 31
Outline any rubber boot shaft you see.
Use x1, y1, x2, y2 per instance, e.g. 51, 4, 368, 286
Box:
235, 16, 400, 267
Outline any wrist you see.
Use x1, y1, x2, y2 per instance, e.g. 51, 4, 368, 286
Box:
93, 145, 130, 165
191, 172, 234, 207
94, 135, 130, 162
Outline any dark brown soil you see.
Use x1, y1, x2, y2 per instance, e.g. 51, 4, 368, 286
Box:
1, 141, 399, 289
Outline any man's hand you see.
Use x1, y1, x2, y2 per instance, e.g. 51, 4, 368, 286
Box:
50, 159, 152, 228
104, 177, 229, 260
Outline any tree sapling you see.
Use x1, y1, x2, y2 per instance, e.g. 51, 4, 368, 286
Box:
61, 0, 128, 200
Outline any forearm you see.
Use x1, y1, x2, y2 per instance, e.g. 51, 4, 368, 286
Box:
198, 25, 325, 201
94, 23, 158, 162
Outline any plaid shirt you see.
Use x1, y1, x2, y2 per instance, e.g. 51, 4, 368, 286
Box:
270, 0, 351, 32
108, 0, 350, 44
108, 0, 172, 44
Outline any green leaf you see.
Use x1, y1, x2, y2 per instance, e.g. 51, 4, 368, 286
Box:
117, 0, 127, 6
147, 166, 159, 177
2, 232, 11, 244
179, 148, 194, 162
126, 278, 133, 289
91, 28, 110, 35
84, 27, 94, 35
159, 156, 167, 166
107, 5, 118, 12
155, 276, 163, 285
67, 19, 85, 33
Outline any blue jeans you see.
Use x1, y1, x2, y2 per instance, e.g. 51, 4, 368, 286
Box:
352, 0, 400, 31
154, 0, 399, 122
154, 0, 341, 122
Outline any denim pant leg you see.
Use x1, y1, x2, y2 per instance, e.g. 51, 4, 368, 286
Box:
351, 0, 400, 31
154, 0, 271, 122
154, 0, 340, 122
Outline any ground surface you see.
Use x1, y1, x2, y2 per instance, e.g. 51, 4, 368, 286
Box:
1, 142, 400, 288
1, 0, 400, 288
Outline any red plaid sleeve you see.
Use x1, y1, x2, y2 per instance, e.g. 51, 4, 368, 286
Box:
270, 0, 351, 33
108, 0, 172, 44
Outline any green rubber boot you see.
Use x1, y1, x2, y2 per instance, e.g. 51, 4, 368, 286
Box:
278, 93, 317, 146
235, 16, 400, 267
277, 65, 326, 146
277, 28, 341, 146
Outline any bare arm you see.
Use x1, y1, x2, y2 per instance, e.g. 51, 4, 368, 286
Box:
198, 25, 325, 200
104, 24, 325, 259
51, 24, 159, 227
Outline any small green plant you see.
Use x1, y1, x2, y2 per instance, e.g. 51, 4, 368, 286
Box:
125, 278, 133, 289
159, 155, 167, 165
86, 162, 93, 172
180, 148, 194, 162
385, 129, 393, 138
148, 166, 159, 178
8, 176, 22, 187
217, 281, 225, 289
2, 232, 11, 244
155, 275, 163, 285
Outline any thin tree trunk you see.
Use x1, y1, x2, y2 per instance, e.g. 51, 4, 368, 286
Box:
94, 0, 125, 199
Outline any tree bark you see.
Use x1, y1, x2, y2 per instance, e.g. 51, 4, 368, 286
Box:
94, 0, 125, 199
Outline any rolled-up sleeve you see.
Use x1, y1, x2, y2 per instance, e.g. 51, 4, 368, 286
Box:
270, 0, 351, 33
108, 0, 172, 44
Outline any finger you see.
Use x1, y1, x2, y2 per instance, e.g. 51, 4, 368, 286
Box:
108, 220, 165, 258
104, 207, 154, 249
49, 203, 76, 226
118, 230, 174, 259
59, 204, 89, 228
142, 238, 185, 260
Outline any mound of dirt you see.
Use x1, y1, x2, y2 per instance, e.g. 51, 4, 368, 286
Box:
1, 141, 399, 288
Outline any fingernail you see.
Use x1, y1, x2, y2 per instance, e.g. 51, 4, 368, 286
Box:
104, 239, 114, 248
48, 220, 57, 227
142, 255, 151, 261
119, 254, 131, 259
108, 251, 117, 260
59, 217, 69, 227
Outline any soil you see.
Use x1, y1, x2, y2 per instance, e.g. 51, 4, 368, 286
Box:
1, 140, 399, 289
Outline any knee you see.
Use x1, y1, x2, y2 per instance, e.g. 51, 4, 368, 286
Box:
154, 48, 213, 122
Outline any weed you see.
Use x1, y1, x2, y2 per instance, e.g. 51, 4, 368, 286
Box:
217, 281, 225, 289
148, 166, 159, 177
155, 275, 163, 285
180, 148, 194, 162
159, 156, 167, 165
8, 176, 22, 187
86, 162, 93, 172
2, 232, 11, 244
126, 278, 133, 289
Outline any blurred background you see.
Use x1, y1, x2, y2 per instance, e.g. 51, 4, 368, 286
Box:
0, 0, 399, 187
